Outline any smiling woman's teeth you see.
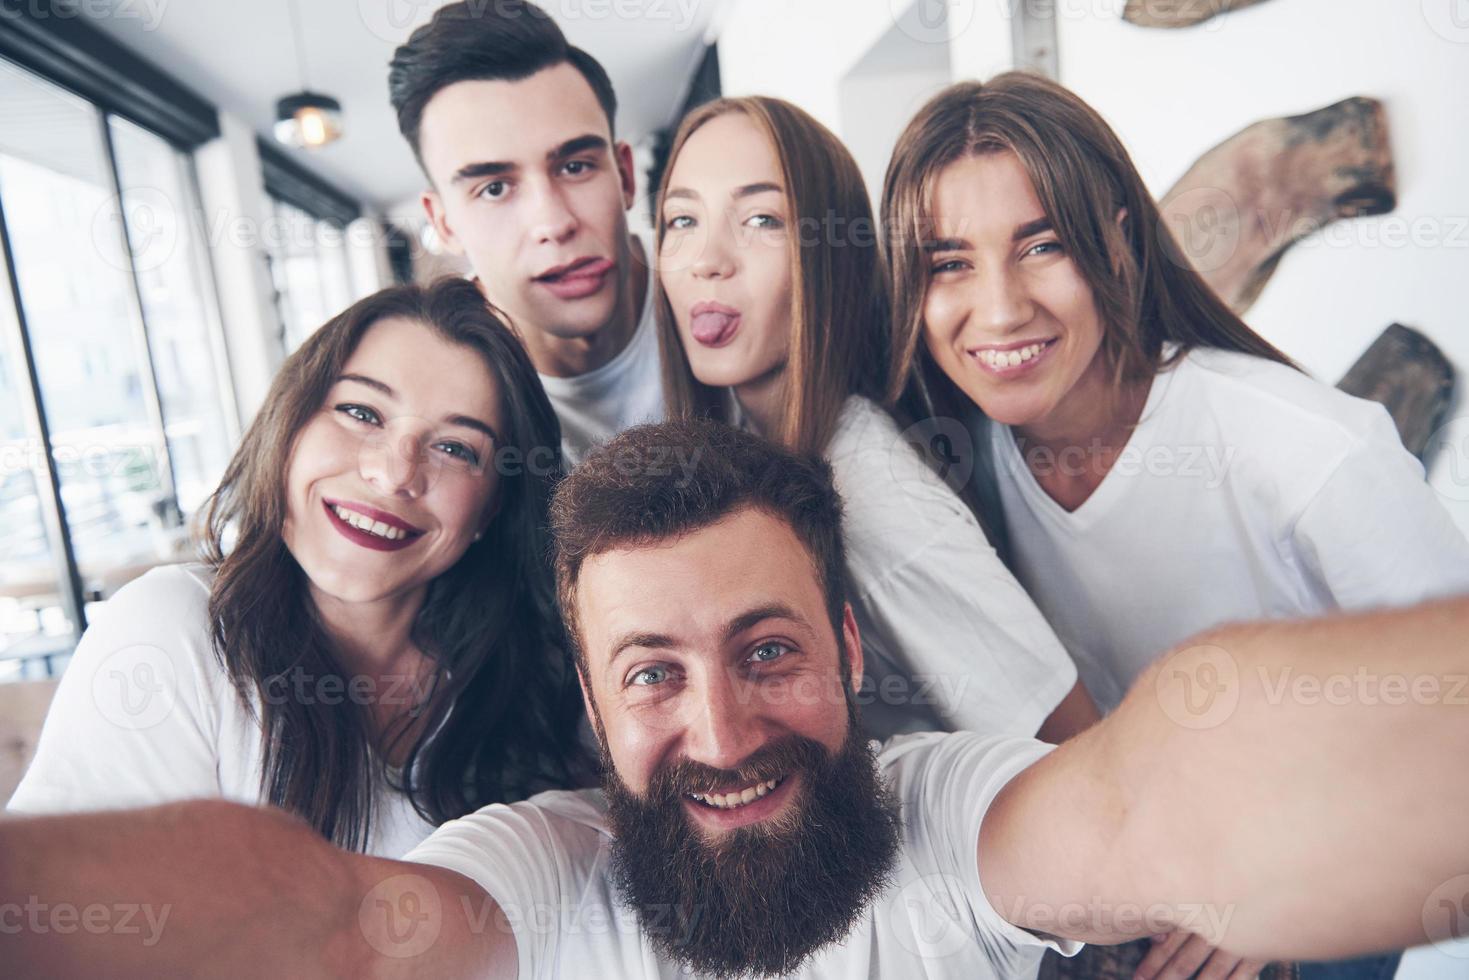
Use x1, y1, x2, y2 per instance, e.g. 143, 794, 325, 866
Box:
332, 505, 407, 541
689, 777, 781, 810
977, 341, 1049, 368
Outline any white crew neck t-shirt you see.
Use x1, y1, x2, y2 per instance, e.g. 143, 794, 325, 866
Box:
7, 563, 437, 858
988, 347, 1469, 713
536, 241, 664, 467
406, 731, 1080, 979
825, 396, 1077, 739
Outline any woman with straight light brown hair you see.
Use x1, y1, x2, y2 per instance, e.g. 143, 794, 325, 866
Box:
882, 71, 1469, 980
655, 94, 1098, 744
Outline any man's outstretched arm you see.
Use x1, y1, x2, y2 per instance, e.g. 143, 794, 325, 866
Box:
981, 595, 1469, 960
0, 799, 515, 978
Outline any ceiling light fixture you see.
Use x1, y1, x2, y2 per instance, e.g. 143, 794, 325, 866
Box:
273, 0, 342, 149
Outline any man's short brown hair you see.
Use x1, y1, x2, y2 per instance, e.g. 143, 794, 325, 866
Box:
550, 418, 851, 676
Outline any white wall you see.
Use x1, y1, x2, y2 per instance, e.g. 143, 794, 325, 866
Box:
1051, 0, 1469, 537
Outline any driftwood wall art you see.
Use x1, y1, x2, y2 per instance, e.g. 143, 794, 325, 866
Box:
1122, 0, 1273, 29
1157, 97, 1396, 313
1337, 324, 1455, 460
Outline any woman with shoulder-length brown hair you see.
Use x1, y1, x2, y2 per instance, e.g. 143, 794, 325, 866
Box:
9, 278, 588, 855
882, 71, 1469, 980
655, 95, 1098, 744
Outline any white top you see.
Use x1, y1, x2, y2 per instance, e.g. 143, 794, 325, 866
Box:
989, 347, 1469, 712
826, 396, 1077, 739
7, 563, 437, 858
537, 245, 665, 467
406, 731, 1079, 979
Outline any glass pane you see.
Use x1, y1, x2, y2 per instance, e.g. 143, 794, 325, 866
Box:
0, 257, 76, 677
0, 59, 179, 601
268, 199, 351, 351
109, 116, 234, 516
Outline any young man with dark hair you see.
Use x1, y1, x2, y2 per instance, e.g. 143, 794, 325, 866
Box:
389, 0, 661, 464
5, 419, 1469, 978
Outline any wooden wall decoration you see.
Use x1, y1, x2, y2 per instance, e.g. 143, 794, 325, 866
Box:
1158, 97, 1396, 313
1122, 0, 1272, 29
1337, 324, 1455, 460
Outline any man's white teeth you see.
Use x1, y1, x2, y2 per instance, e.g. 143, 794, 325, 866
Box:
332, 505, 407, 541
976, 341, 1049, 369
690, 777, 781, 810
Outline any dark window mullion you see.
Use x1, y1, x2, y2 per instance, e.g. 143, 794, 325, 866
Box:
98, 111, 183, 535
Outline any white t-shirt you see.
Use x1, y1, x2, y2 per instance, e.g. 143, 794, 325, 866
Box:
537, 246, 665, 467
406, 731, 1079, 979
826, 396, 1077, 739
6, 563, 437, 858
988, 347, 1469, 712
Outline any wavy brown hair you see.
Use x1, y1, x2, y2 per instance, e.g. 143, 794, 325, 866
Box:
196, 278, 586, 850
881, 72, 1294, 421
655, 97, 914, 454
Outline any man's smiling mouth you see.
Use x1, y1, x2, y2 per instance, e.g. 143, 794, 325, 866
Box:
687, 775, 785, 810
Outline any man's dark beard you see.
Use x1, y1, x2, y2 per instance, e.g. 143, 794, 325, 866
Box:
600, 722, 903, 978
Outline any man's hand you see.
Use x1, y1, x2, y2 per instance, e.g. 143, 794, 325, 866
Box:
1134, 931, 1266, 980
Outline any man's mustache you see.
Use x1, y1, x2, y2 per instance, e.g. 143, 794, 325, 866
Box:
641, 734, 829, 802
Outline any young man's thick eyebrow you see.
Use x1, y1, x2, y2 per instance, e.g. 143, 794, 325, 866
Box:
549, 134, 609, 162
451, 160, 516, 184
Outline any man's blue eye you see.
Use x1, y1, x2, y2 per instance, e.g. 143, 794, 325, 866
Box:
631, 666, 669, 687
750, 643, 789, 663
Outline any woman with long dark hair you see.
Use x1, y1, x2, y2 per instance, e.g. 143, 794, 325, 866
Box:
655, 95, 1097, 743
882, 71, 1469, 980
9, 278, 587, 854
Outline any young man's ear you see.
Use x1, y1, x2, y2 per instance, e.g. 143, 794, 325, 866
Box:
841, 602, 864, 697
422, 188, 466, 257
614, 140, 637, 211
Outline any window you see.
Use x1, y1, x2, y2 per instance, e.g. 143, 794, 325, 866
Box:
0, 57, 236, 680
265, 197, 355, 351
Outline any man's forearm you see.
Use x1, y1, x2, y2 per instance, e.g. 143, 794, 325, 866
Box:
1114, 596, 1469, 959
0, 800, 362, 977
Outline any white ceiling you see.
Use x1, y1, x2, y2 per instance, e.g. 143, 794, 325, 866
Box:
80, 0, 721, 210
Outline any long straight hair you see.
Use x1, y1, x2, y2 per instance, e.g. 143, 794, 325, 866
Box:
197, 278, 586, 850
655, 97, 911, 453
881, 72, 1295, 420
